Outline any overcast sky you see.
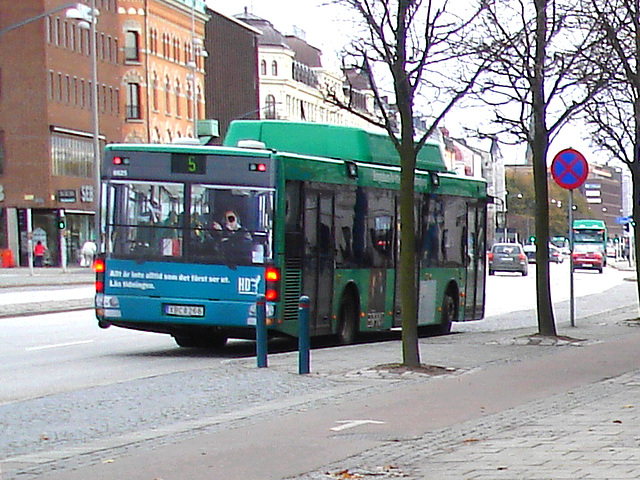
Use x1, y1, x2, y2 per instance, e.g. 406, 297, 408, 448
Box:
204, 1, 601, 164
205, 0, 349, 61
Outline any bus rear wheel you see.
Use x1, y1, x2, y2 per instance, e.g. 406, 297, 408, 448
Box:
439, 291, 457, 335
336, 297, 359, 345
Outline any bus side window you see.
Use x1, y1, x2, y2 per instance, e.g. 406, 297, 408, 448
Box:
285, 181, 303, 258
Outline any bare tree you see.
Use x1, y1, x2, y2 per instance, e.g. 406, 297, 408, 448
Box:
477, 0, 609, 336
579, 0, 640, 310
324, 0, 492, 366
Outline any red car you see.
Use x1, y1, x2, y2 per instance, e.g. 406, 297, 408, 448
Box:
572, 244, 604, 273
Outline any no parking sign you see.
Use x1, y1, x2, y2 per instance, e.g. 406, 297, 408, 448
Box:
551, 148, 588, 190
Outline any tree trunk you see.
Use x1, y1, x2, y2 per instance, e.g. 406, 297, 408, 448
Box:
532, 0, 557, 337
632, 100, 640, 314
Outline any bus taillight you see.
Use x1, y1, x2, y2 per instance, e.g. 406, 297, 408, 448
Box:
265, 266, 280, 302
92, 258, 105, 273
93, 257, 105, 293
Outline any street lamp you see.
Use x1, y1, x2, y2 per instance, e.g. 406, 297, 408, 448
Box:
66, 2, 101, 250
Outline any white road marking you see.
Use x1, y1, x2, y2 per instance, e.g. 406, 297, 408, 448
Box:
25, 340, 94, 351
330, 420, 386, 432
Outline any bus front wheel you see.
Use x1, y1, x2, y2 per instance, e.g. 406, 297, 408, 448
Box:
173, 333, 227, 349
337, 297, 359, 345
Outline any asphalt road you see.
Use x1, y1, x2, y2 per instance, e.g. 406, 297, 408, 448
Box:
1, 260, 637, 479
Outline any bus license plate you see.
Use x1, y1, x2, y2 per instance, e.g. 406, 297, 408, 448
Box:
164, 304, 205, 317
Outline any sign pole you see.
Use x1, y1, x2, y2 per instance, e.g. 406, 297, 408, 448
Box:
551, 148, 589, 329
569, 190, 575, 327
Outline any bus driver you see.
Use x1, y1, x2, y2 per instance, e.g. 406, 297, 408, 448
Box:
212, 210, 253, 263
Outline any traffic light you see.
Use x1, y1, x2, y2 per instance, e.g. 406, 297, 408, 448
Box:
529, 235, 536, 244
57, 212, 66, 230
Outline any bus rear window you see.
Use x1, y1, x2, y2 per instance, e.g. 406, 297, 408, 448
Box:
105, 181, 273, 265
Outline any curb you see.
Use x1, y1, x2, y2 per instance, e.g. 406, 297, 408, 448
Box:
0, 299, 93, 318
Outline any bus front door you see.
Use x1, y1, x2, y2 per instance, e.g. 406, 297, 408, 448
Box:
303, 190, 334, 335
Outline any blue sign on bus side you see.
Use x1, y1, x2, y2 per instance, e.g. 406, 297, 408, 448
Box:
104, 259, 264, 300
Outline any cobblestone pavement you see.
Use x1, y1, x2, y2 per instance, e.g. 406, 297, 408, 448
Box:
290, 370, 640, 480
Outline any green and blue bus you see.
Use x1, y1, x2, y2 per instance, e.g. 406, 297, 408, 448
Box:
573, 219, 607, 264
94, 121, 488, 347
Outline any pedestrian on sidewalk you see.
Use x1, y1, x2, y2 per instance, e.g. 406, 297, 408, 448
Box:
34, 241, 46, 267
80, 239, 97, 267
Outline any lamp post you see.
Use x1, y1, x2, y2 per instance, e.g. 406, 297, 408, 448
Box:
1, 3, 88, 272
66, 2, 101, 251
187, 1, 207, 140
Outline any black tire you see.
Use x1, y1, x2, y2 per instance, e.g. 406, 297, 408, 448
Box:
439, 291, 456, 335
336, 296, 358, 345
173, 333, 228, 349
173, 335, 199, 348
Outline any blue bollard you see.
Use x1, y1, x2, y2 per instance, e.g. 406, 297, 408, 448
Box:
298, 295, 310, 374
255, 294, 268, 368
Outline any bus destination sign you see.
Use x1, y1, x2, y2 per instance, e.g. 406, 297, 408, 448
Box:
171, 153, 207, 175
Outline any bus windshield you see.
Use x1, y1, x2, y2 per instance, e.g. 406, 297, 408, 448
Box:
573, 229, 605, 244
106, 180, 273, 266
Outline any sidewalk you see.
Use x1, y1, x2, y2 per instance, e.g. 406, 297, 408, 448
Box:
0, 266, 94, 318
0, 266, 94, 288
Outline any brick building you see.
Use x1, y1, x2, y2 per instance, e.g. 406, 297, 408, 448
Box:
203, 9, 261, 144
0, 0, 206, 266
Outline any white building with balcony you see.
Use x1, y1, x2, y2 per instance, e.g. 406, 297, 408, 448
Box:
234, 10, 378, 128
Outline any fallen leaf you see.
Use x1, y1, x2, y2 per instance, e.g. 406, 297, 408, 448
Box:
40, 434, 49, 441
613, 420, 623, 424
102, 459, 115, 464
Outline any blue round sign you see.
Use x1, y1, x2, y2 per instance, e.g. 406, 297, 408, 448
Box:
551, 148, 588, 190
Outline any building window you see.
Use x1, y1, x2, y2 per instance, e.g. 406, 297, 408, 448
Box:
73, 77, 79, 105
124, 30, 140, 62
186, 83, 193, 119
149, 28, 157, 55
69, 24, 76, 51
51, 133, 94, 178
0, 130, 5, 176
46, 17, 53, 44
152, 72, 158, 111
102, 84, 107, 111
175, 80, 181, 117
197, 85, 203, 120
113, 38, 118, 63
126, 82, 141, 119
265, 94, 276, 119
48, 70, 55, 99
105, 35, 112, 61
260, 60, 267, 76
173, 38, 180, 63
271, 60, 278, 76
162, 34, 169, 58
55, 18, 61, 46
165, 77, 171, 114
